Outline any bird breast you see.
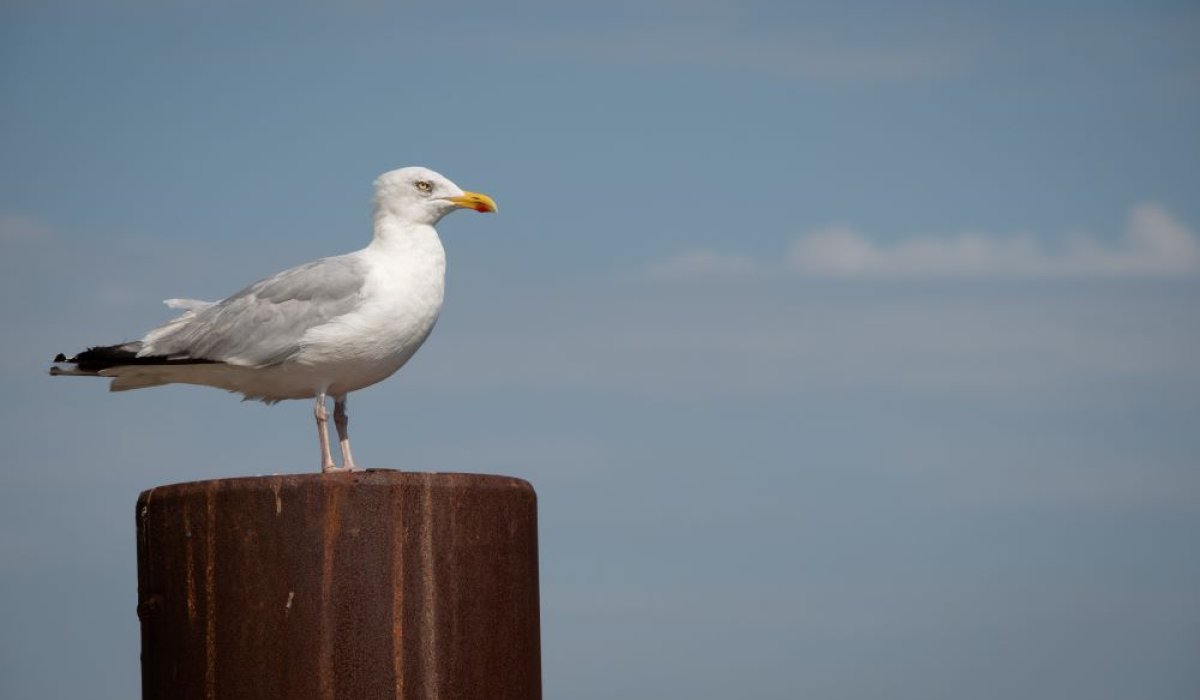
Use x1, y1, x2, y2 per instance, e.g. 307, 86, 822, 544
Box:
296, 241, 447, 378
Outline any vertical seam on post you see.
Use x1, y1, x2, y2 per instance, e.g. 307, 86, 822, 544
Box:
184, 505, 197, 624
204, 484, 217, 700
392, 486, 406, 700
319, 481, 344, 700
420, 474, 440, 700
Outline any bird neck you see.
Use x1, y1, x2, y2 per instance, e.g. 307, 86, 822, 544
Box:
370, 216, 443, 255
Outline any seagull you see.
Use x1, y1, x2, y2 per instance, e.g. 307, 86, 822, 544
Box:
50, 166, 496, 473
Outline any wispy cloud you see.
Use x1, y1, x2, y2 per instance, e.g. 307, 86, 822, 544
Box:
650, 203, 1200, 281
0, 215, 53, 244
645, 249, 762, 280
475, 3, 1200, 94
518, 26, 972, 84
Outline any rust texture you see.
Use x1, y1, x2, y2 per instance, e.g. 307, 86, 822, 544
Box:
136, 470, 541, 700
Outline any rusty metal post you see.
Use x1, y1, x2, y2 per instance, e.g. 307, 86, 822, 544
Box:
135, 470, 541, 700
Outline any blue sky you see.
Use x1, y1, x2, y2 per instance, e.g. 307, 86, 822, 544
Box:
2, 1, 1199, 698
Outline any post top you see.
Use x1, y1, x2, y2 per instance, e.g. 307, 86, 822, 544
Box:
137, 469, 534, 506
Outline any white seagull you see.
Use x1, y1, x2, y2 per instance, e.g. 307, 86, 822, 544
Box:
51, 166, 497, 473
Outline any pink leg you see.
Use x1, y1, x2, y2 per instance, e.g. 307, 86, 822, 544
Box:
333, 395, 358, 471
314, 392, 339, 473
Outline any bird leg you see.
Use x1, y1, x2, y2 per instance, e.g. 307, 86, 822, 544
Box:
333, 394, 358, 471
314, 392, 339, 473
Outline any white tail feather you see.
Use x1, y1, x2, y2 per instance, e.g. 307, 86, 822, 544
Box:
164, 298, 214, 311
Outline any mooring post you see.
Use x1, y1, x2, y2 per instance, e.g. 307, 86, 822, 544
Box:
135, 470, 541, 700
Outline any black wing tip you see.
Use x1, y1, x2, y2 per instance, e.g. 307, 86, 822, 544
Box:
52, 343, 139, 373
53, 342, 221, 373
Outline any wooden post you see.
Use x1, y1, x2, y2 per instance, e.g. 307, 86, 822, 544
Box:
135, 470, 541, 700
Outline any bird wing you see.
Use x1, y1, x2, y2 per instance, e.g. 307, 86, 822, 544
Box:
139, 254, 369, 367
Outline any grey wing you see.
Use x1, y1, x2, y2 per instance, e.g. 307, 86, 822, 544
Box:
140, 255, 368, 367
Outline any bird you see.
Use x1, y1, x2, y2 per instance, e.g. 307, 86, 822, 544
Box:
50, 166, 497, 473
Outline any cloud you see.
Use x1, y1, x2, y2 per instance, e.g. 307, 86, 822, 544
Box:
650, 203, 1200, 281
645, 249, 762, 280
787, 224, 1040, 277
502, 20, 974, 84
0, 215, 53, 244
522, 28, 969, 84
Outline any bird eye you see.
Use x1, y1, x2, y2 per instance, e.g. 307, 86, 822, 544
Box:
415, 180, 433, 194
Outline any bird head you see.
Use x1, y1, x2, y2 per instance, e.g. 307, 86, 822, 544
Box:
372, 166, 497, 226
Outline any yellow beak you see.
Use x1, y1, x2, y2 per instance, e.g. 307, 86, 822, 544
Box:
446, 191, 498, 213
